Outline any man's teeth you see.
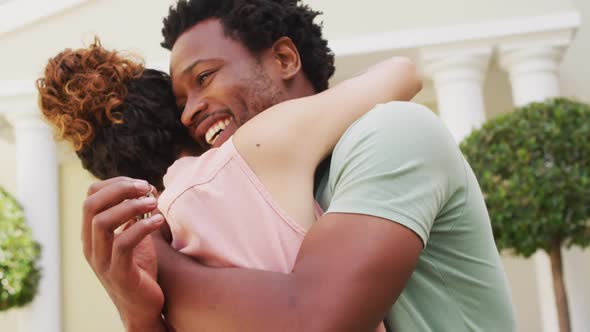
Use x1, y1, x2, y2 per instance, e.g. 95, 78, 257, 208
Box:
205, 118, 231, 145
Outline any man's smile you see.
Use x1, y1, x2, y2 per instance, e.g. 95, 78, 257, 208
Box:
192, 110, 236, 148
205, 117, 230, 145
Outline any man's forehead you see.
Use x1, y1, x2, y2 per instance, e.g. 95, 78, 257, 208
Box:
169, 19, 231, 74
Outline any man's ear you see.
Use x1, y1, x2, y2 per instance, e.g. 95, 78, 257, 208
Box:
272, 37, 302, 81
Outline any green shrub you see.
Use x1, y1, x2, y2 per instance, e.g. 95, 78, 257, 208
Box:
461, 98, 590, 256
460, 98, 590, 332
0, 187, 41, 311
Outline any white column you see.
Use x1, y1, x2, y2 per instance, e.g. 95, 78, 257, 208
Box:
422, 47, 492, 142
499, 43, 588, 332
499, 45, 564, 107
4, 108, 61, 332
531, 251, 560, 332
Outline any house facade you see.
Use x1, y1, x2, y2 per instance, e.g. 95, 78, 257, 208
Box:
0, 0, 589, 331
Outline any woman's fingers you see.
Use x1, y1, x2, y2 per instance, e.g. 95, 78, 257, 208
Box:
84, 179, 152, 222
86, 176, 135, 196
91, 195, 158, 271
82, 178, 153, 269
111, 214, 165, 273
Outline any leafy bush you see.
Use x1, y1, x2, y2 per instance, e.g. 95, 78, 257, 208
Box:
460, 98, 590, 332
0, 187, 41, 311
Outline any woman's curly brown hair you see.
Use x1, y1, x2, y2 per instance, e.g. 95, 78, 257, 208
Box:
37, 39, 196, 190
37, 39, 143, 151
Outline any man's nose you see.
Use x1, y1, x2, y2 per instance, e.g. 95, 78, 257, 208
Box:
181, 101, 208, 127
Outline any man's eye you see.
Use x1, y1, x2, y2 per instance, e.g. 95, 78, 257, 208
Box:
198, 71, 213, 85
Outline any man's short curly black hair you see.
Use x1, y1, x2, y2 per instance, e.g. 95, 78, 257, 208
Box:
161, 0, 335, 92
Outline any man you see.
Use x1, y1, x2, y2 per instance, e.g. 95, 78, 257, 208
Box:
82, 0, 516, 331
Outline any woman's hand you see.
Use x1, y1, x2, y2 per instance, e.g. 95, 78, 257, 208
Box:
82, 177, 168, 331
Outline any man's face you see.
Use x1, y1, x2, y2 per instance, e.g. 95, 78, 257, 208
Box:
170, 19, 286, 151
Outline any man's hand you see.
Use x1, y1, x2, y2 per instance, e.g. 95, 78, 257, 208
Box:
82, 177, 168, 331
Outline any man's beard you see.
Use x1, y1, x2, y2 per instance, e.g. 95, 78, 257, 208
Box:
239, 67, 287, 126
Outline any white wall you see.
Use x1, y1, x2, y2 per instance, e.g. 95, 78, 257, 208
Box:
305, 0, 576, 40
0, 0, 176, 80
562, 0, 590, 102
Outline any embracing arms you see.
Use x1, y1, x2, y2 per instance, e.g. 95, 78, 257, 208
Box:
84, 104, 443, 331
155, 104, 456, 332
154, 213, 422, 332
81, 62, 432, 331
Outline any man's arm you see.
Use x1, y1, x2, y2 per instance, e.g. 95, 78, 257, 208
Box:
155, 213, 422, 332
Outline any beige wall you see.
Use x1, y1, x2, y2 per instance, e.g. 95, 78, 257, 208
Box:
0, 310, 20, 332
501, 255, 544, 332
59, 161, 125, 332
561, 0, 590, 102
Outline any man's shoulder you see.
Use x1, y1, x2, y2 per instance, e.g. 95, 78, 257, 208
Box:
333, 101, 453, 160
344, 101, 436, 132
324, 100, 466, 204
318, 101, 463, 245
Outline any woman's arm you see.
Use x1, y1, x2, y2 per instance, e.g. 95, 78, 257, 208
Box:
234, 57, 422, 170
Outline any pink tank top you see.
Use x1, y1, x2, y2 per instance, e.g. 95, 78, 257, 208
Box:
158, 139, 386, 332
158, 138, 322, 271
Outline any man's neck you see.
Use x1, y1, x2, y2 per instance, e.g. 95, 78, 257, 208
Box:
287, 77, 317, 101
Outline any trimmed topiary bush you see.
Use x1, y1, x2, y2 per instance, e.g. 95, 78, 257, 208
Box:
0, 187, 41, 311
460, 98, 590, 332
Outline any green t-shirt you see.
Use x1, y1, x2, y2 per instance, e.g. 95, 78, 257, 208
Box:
315, 102, 516, 332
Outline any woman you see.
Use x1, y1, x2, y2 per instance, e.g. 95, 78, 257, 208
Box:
37, 39, 421, 331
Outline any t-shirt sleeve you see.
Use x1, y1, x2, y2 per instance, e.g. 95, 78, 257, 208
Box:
325, 102, 465, 246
